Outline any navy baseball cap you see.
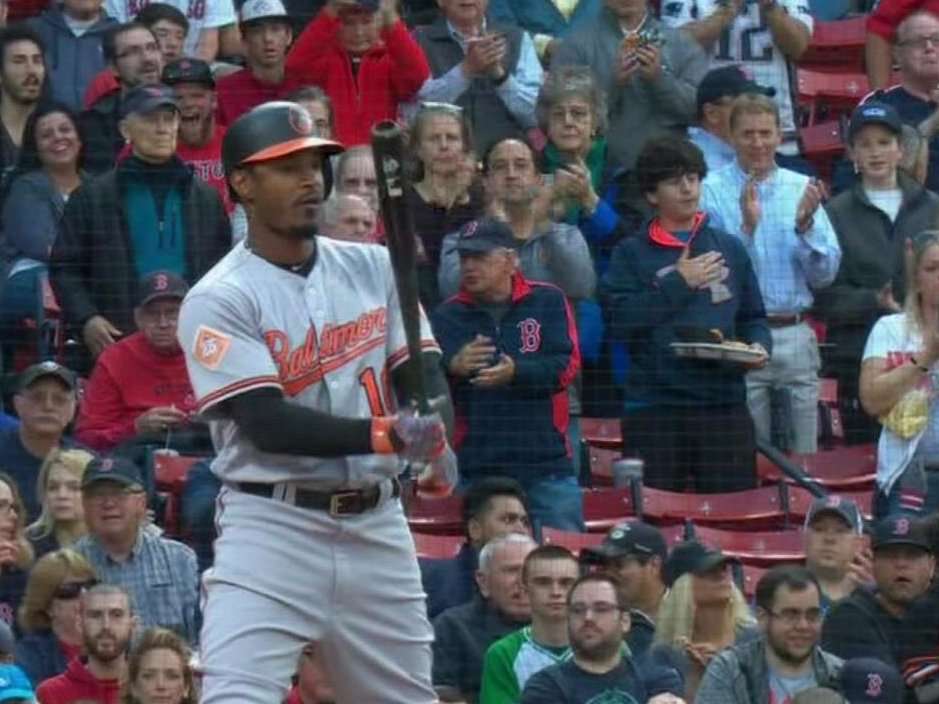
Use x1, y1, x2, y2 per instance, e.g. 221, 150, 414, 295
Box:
696, 65, 775, 112
849, 102, 903, 142
663, 540, 738, 587
17, 361, 76, 393
0, 665, 33, 702
163, 58, 215, 88
136, 270, 189, 307
455, 218, 518, 255
581, 521, 668, 564
81, 456, 145, 491
872, 514, 932, 552
839, 658, 903, 703
805, 495, 863, 535
120, 83, 178, 119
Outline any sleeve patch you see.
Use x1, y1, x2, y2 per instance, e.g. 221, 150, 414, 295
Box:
193, 325, 233, 370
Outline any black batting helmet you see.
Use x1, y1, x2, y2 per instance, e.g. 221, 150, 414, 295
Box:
222, 101, 343, 177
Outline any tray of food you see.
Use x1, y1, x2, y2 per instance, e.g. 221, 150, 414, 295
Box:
670, 341, 766, 363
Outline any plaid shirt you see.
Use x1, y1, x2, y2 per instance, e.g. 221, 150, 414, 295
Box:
74, 528, 199, 644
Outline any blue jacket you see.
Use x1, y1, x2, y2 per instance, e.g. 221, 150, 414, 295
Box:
419, 541, 477, 620
15, 629, 67, 687
432, 274, 580, 485
600, 215, 771, 408
487, 0, 602, 43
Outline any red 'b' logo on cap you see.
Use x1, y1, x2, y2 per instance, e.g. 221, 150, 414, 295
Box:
866, 673, 883, 697
100, 458, 114, 472
895, 518, 910, 535
154, 274, 169, 291
288, 105, 313, 136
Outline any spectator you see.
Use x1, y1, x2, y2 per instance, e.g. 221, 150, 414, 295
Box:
865, 1, 935, 92
661, 0, 812, 158
75, 271, 205, 453
822, 515, 935, 668
316, 193, 377, 242
818, 103, 939, 447
802, 496, 867, 610
123, 627, 195, 704
0, 664, 34, 702
701, 94, 840, 455
690, 65, 776, 172
652, 541, 756, 700
284, 86, 334, 139
859, 231, 939, 516
0, 473, 33, 631
432, 218, 583, 532
0, 103, 84, 360
73, 456, 199, 642
27, 0, 118, 111
53, 83, 231, 363
288, 0, 430, 147
421, 477, 531, 620
413, 0, 543, 154
35, 584, 134, 704
432, 533, 537, 703
488, 0, 602, 63
80, 22, 163, 174
837, 658, 904, 704
215, 0, 301, 127
0, 25, 46, 189
15, 549, 96, 687
334, 145, 378, 213
0, 363, 78, 522
404, 104, 482, 307
602, 136, 769, 492
520, 572, 682, 704
694, 566, 843, 704
479, 545, 580, 703
284, 642, 333, 704
551, 0, 707, 173
162, 58, 231, 214
438, 137, 596, 301
25, 449, 92, 558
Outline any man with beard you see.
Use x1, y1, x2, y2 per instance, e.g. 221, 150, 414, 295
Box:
0, 25, 44, 191
521, 573, 683, 703
697, 566, 843, 704
35, 584, 135, 704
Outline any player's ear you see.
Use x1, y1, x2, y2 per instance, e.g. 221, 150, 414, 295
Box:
229, 167, 253, 204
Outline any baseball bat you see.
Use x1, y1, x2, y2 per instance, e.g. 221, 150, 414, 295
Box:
371, 121, 431, 416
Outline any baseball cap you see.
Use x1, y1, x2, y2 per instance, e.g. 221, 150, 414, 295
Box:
120, 83, 178, 119
17, 361, 76, 393
240, 0, 288, 23
81, 456, 145, 491
663, 540, 738, 587
848, 102, 903, 142
805, 495, 863, 535
136, 270, 189, 308
162, 58, 215, 88
336, 0, 380, 12
696, 65, 776, 112
839, 657, 903, 703
0, 665, 33, 702
454, 218, 519, 255
581, 521, 667, 565
223, 101, 343, 176
871, 514, 932, 552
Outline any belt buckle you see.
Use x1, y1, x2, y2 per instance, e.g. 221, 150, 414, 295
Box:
329, 491, 360, 517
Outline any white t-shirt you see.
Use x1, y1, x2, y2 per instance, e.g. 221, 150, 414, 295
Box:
104, 0, 237, 57
768, 668, 817, 704
865, 187, 903, 223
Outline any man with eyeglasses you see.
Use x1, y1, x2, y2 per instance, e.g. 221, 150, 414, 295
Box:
520, 572, 683, 704
696, 565, 843, 704
0, 362, 78, 522
72, 456, 199, 642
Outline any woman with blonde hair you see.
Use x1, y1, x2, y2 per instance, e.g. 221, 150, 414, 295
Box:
26, 449, 92, 558
650, 541, 757, 701
15, 548, 96, 686
123, 628, 196, 704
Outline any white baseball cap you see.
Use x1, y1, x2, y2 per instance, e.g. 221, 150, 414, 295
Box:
240, 0, 287, 24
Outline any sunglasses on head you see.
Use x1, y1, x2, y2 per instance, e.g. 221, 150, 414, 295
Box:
53, 579, 98, 600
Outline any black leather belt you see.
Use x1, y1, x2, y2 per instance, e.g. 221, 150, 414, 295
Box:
767, 314, 803, 328
235, 479, 400, 517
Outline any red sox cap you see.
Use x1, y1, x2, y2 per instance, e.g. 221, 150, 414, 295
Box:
222, 101, 343, 178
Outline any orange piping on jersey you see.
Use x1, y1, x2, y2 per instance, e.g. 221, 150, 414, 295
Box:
197, 375, 283, 413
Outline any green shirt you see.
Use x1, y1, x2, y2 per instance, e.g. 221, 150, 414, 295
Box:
480, 626, 573, 704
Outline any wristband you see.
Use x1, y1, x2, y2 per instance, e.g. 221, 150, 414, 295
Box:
370, 417, 397, 454
911, 356, 930, 373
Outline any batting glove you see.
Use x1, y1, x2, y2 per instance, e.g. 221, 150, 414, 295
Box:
370, 411, 446, 464
417, 444, 459, 497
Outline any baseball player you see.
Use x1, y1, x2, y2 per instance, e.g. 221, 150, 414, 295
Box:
176, 101, 457, 704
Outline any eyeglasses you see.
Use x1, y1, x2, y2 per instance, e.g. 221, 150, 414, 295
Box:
116, 42, 160, 60
899, 34, 939, 50
767, 607, 823, 626
53, 579, 98, 600
568, 602, 624, 618
548, 105, 593, 123
419, 101, 464, 115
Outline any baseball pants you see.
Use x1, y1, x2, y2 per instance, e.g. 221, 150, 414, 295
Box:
199, 484, 436, 704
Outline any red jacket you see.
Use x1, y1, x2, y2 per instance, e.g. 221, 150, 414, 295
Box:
75, 332, 197, 451
215, 68, 306, 127
36, 657, 121, 704
868, 0, 939, 40
285, 11, 430, 146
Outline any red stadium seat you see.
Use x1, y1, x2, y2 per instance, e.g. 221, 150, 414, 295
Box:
158, 491, 182, 538
582, 486, 639, 532
799, 121, 845, 182
152, 453, 201, 493
406, 493, 465, 535
797, 69, 869, 125
689, 524, 805, 567
638, 484, 789, 530
580, 417, 623, 450
735, 563, 767, 599
586, 446, 621, 487
411, 532, 465, 559
758, 445, 876, 492
799, 17, 866, 72
787, 486, 875, 523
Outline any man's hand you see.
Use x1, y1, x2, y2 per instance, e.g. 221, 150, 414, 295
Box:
614, 47, 641, 84
740, 177, 760, 235
554, 162, 599, 211
471, 353, 515, 388
742, 343, 770, 370
848, 546, 874, 587
83, 315, 122, 357
378, 0, 398, 26
795, 178, 828, 234
135, 406, 189, 435
635, 44, 662, 80
675, 247, 725, 289
462, 35, 506, 79
449, 335, 497, 377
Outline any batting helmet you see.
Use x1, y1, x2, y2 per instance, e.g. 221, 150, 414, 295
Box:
222, 101, 343, 177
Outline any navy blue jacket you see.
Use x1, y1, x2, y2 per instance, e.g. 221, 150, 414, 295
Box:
419, 542, 478, 620
15, 629, 67, 687
432, 274, 580, 485
600, 216, 771, 408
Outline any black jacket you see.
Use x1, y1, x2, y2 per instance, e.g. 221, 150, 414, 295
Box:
420, 541, 478, 620
79, 91, 123, 175
821, 585, 903, 667
50, 156, 231, 336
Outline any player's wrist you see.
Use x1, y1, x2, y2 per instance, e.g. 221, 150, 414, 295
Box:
371, 417, 403, 454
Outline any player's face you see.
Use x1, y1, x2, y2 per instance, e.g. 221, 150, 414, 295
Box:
477, 541, 533, 621
338, 9, 380, 56
873, 544, 935, 609
174, 82, 215, 147
759, 585, 822, 668
692, 563, 734, 606
896, 13, 939, 84
34, 111, 82, 171
238, 148, 326, 239
12, 378, 76, 438
83, 482, 147, 543
150, 19, 186, 63
338, 152, 379, 212
113, 28, 163, 88
850, 125, 902, 186
546, 96, 595, 157
645, 171, 700, 225
135, 297, 182, 354
0, 40, 44, 105
804, 513, 859, 576
567, 581, 628, 662
416, 114, 465, 177
485, 140, 540, 205
609, 555, 658, 608
332, 198, 376, 242
242, 19, 292, 69
469, 496, 531, 547
131, 647, 190, 704
46, 463, 83, 523
81, 592, 134, 664
122, 108, 179, 164
731, 111, 781, 177
459, 249, 516, 301
525, 558, 579, 623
